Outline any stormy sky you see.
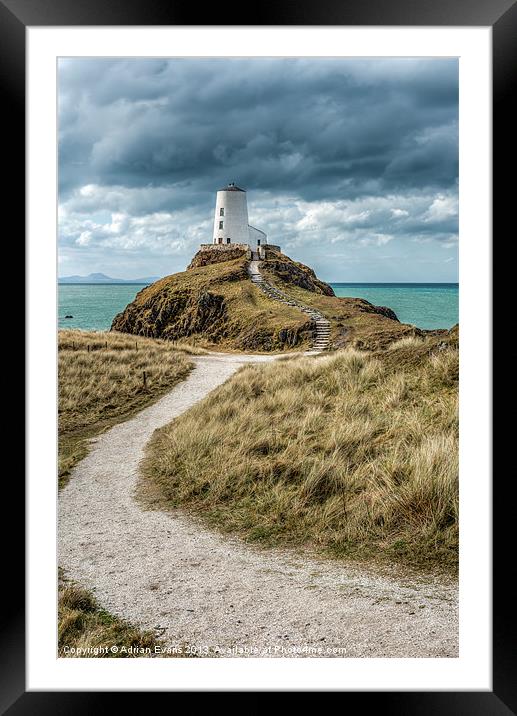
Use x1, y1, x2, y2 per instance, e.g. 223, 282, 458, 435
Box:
58, 58, 458, 281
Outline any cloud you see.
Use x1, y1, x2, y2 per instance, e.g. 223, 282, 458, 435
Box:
60, 185, 458, 275
424, 193, 458, 222
58, 57, 458, 281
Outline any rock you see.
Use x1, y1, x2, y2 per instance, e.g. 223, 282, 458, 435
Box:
354, 299, 399, 322
261, 255, 335, 296
187, 246, 246, 270
371, 305, 399, 322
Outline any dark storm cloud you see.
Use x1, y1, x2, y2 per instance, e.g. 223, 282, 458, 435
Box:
58, 58, 458, 203
58, 57, 458, 281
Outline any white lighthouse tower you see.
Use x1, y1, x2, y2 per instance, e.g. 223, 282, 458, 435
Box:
212, 183, 267, 249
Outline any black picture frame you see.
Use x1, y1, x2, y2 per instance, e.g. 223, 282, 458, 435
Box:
10, 0, 514, 710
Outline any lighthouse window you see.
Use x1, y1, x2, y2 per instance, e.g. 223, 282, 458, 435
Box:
219, 221, 224, 229
220, 208, 224, 216
226, 238, 231, 244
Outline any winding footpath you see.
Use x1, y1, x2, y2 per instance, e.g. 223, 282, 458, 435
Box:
247, 259, 331, 351
59, 353, 458, 658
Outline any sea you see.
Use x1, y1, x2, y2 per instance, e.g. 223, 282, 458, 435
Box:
58, 282, 458, 332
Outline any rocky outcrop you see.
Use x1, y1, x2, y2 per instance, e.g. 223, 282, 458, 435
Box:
261, 255, 335, 296
187, 246, 247, 270
111, 288, 228, 340
354, 299, 399, 322
111, 254, 316, 351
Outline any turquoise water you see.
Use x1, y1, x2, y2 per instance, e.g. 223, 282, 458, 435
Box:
58, 282, 458, 332
331, 283, 458, 330
58, 284, 150, 331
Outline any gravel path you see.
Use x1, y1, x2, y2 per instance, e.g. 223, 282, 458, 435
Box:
58, 352, 458, 658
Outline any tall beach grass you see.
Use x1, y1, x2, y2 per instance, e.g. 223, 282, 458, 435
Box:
141, 341, 458, 571
58, 330, 195, 486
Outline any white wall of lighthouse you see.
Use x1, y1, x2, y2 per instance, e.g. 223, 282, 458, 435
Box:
212, 183, 268, 249
212, 186, 250, 245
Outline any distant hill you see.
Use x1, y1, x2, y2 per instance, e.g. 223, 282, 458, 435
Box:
59, 273, 160, 284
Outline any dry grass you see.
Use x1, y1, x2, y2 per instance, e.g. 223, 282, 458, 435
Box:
58, 576, 156, 657
58, 571, 190, 657
140, 341, 458, 572
58, 330, 195, 487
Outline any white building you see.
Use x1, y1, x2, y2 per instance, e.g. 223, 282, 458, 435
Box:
212, 183, 267, 249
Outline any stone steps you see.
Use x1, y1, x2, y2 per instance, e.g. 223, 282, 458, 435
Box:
247, 261, 331, 352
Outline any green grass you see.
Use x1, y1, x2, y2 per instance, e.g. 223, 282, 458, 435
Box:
139, 338, 458, 573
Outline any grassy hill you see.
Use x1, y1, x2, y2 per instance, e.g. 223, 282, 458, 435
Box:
139, 331, 458, 572
111, 250, 431, 352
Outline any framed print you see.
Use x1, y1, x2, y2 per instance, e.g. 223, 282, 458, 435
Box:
8, 0, 514, 709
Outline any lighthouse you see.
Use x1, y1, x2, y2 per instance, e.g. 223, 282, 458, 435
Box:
212, 183, 267, 249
